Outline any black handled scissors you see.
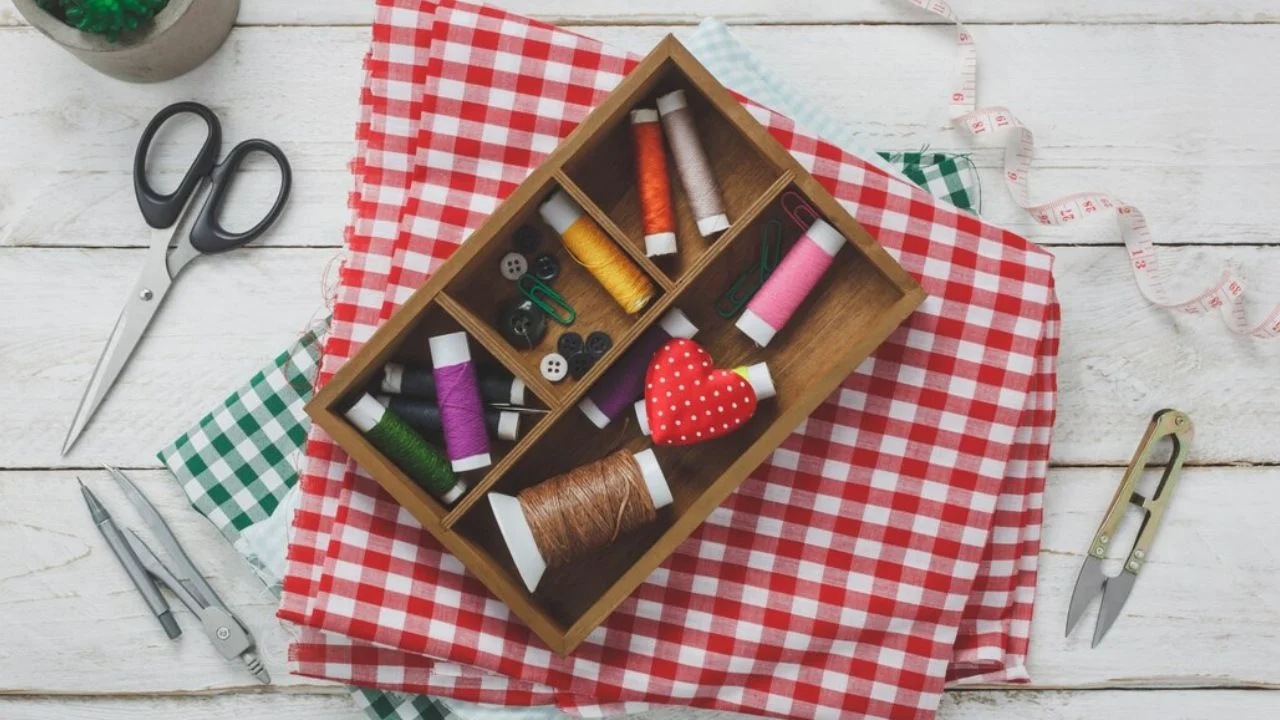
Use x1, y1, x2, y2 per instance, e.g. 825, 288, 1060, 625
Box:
62, 102, 292, 455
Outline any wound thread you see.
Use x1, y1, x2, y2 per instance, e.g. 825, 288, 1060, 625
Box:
379, 395, 520, 442
429, 332, 491, 473
380, 362, 525, 406
346, 394, 463, 504
517, 449, 656, 569
539, 190, 655, 314
630, 109, 677, 257
578, 307, 698, 429
736, 218, 846, 347
657, 90, 728, 237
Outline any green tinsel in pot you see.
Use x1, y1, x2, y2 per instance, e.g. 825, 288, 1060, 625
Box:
34, 0, 170, 42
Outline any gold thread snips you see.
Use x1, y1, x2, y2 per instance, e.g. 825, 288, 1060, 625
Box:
1065, 409, 1193, 647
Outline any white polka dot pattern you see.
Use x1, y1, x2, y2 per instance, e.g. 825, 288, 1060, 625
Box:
643, 338, 758, 446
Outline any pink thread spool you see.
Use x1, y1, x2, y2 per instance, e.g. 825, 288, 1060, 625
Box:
735, 218, 845, 347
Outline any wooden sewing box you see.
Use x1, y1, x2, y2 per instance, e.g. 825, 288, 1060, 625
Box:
307, 35, 925, 654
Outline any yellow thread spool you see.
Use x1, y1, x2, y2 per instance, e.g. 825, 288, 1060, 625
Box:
539, 190, 655, 314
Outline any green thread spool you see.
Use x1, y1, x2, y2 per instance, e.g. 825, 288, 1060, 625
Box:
345, 393, 465, 505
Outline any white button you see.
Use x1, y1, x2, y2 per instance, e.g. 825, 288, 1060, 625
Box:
500, 252, 528, 280
540, 352, 568, 382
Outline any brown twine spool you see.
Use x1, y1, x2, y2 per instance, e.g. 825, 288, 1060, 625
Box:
516, 449, 656, 569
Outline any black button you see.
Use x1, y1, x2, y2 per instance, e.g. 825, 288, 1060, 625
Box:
585, 330, 613, 359
499, 298, 547, 350
513, 224, 540, 253
567, 351, 594, 380
557, 332, 584, 357
531, 252, 560, 282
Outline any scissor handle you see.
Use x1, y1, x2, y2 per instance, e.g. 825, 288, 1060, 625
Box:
188, 138, 293, 254
133, 101, 222, 229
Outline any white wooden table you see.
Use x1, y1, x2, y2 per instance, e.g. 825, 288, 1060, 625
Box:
4, 1, 1279, 717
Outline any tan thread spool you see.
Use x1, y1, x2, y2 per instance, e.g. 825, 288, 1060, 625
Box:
488, 448, 671, 592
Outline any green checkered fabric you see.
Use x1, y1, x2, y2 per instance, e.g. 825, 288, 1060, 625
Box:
881, 151, 982, 214
353, 689, 451, 720
685, 18, 981, 213
158, 326, 320, 537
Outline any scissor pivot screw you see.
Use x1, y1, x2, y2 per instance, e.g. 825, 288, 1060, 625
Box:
1134, 550, 1145, 559
216, 626, 231, 640
1099, 535, 1109, 544
139, 289, 154, 301
1127, 560, 1140, 571
1093, 547, 1105, 557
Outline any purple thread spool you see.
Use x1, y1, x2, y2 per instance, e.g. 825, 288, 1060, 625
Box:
577, 308, 697, 429
429, 332, 492, 473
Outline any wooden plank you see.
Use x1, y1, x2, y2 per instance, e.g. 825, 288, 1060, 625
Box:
0, 695, 356, 720
2, 690, 1279, 720
0, 469, 339, 693
5, 1, 1280, 27
2, 248, 333, 468
5, 25, 1280, 249
2, 467, 1276, 694
940, 690, 1280, 718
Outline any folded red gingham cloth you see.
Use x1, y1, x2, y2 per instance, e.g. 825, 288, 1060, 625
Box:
281, 2, 1060, 718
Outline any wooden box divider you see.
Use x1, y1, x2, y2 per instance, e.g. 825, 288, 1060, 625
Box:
306, 35, 926, 655
554, 171, 675, 292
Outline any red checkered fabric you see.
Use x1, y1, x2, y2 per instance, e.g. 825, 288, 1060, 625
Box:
281, 2, 1060, 718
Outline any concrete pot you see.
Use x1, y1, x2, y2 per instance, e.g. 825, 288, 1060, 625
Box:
13, 0, 240, 83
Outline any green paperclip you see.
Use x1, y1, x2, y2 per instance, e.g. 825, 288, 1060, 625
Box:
715, 219, 784, 318
518, 274, 576, 326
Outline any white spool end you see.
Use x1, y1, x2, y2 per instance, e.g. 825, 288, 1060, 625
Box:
696, 213, 730, 236
634, 399, 651, 436
489, 492, 546, 592
737, 362, 776, 400
577, 396, 611, 429
644, 231, 678, 257
380, 363, 404, 394
428, 331, 471, 367
658, 307, 698, 339
509, 377, 526, 406
440, 480, 467, 506
805, 218, 846, 257
345, 394, 387, 432
496, 411, 520, 442
735, 308, 777, 347
451, 452, 492, 474
631, 108, 660, 124
538, 190, 584, 235
633, 448, 672, 509
656, 89, 688, 115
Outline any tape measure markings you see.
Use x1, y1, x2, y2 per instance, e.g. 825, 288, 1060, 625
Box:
905, 0, 1280, 339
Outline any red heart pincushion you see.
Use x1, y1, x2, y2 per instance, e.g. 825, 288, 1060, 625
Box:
644, 338, 757, 446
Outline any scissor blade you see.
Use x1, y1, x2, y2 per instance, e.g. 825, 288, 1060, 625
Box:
105, 465, 227, 614
1092, 570, 1137, 647
1065, 555, 1106, 638
61, 266, 173, 456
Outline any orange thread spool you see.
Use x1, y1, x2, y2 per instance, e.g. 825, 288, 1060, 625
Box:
630, 109, 677, 257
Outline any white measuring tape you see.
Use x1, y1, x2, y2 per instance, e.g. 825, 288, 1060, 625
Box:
905, 0, 1280, 339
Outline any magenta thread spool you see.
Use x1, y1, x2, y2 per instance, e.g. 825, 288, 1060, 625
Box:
428, 332, 491, 473
735, 218, 845, 347
577, 308, 697, 429
380, 362, 526, 406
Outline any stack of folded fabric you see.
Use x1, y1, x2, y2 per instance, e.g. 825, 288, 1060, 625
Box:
278, 2, 1059, 718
